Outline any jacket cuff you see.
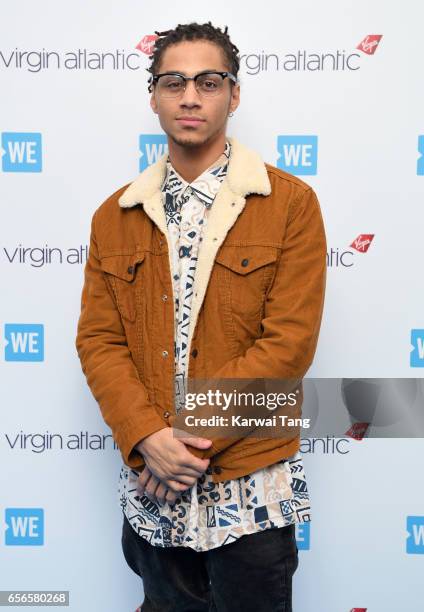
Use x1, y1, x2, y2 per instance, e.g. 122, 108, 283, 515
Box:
116, 409, 168, 470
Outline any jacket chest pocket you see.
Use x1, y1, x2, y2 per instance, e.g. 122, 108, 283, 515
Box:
215, 245, 279, 318
100, 251, 145, 322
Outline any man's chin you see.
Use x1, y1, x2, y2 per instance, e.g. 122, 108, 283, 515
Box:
168, 131, 211, 149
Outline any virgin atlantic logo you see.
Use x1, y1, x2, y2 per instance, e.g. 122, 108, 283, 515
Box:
136, 34, 159, 55
345, 422, 370, 440
349, 234, 375, 253
357, 34, 383, 55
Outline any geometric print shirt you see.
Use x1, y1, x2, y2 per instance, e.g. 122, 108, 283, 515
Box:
118, 139, 312, 551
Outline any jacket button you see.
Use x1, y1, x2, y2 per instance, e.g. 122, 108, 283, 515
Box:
162, 350, 168, 358
127, 265, 134, 274
213, 466, 222, 474
162, 294, 168, 301
241, 258, 249, 267
191, 348, 198, 358
163, 410, 170, 418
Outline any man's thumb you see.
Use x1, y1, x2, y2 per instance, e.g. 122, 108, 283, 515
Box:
179, 436, 212, 448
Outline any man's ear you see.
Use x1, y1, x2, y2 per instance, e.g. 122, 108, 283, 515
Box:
150, 92, 158, 114
230, 83, 240, 114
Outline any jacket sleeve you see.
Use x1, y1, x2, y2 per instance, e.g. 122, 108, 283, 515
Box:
75, 209, 167, 470
182, 186, 327, 460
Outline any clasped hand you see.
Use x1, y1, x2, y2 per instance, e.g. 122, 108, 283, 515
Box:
135, 427, 213, 507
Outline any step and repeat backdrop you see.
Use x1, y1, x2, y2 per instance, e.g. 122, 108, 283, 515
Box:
1, 1, 423, 611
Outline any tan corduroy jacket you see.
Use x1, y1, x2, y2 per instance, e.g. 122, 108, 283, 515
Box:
75, 136, 327, 483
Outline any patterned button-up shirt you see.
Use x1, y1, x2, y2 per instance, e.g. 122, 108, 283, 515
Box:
118, 139, 311, 551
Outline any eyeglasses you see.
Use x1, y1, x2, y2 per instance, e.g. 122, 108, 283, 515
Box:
148, 71, 238, 98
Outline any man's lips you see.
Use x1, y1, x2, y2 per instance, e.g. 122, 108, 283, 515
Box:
176, 117, 205, 126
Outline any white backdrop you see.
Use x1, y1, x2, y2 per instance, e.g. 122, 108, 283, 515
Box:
1, 1, 423, 610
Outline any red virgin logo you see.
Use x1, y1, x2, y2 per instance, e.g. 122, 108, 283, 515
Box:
356, 35, 383, 55
349, 234, 375, 253
136, 34, 159, 55
345, 423, 370, 440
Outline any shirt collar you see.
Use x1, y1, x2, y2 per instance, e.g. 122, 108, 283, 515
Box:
162, 139, 231, 209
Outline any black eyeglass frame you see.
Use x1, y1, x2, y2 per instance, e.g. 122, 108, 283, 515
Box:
147, 70, 238, 94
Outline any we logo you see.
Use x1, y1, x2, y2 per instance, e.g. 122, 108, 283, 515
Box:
4, 323, 44, 362
406, 516, 424, 554
417, 135, 424, 176
410, 329, 424, 368
295, 521, 310, 550
139, 134, 168, 171
277, 136, 318, 175
5, 508, 44, 546
1, 132, 42, 172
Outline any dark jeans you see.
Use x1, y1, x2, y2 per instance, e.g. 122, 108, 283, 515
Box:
121, 513, 299, 612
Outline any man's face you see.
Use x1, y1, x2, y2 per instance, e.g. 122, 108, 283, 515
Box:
150, 40, 240, 148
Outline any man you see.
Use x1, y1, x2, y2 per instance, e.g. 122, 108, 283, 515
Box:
75, 21, 327, 612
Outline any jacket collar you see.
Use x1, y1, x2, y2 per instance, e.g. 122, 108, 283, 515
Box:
118, 136, 271, 208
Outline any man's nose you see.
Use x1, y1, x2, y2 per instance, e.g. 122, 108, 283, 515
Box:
179, 79, 202, 105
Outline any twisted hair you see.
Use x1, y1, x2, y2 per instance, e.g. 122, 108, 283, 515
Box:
146, 22, 240, 92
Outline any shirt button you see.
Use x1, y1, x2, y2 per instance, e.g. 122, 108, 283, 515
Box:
127, 265, 134, 274
163, 410, 170, 418
191, 348, 198, 358
162, 350, 168, 358
162, 294, 168, 301
241, 258, 249, 267
213, 466, 222, 474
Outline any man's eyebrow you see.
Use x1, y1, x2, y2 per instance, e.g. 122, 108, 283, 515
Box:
160, 69, 221, 75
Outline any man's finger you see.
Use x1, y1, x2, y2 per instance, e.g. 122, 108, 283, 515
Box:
137, 467, 156, 496
143, 476, 161, 502
154, 482, 169, 505
172, 463, 209, 479
137, 467, 153, 488
167, 473, 197, 486
173, 429, 213, 449
177, 461, 209, 478
166, 479, 194, 494
165, 489, 178, 506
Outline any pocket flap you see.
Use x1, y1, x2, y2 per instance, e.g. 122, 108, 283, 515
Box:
215, 245, 278, 275
100, 252, 145, 281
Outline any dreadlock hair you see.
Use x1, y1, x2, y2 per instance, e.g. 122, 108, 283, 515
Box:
146, 22, 240, 92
